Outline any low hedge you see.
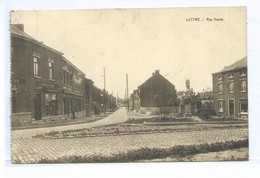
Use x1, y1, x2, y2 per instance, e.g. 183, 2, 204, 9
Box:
35, 139, 248, 163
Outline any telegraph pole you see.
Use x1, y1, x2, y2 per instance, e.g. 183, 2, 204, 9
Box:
126, 73, 129, 111
103, 67, 106, 116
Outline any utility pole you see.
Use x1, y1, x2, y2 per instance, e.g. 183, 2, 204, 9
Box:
126, 73, 129, 111
103, 67, 106, 116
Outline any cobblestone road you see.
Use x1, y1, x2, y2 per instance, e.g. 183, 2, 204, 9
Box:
11, 109, 248, 163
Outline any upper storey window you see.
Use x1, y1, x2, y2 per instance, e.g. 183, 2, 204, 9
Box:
33, 51, 40, 77
241, 81, 247, 92
218, 75, 223, 82
229, 82, 234, 93
240, 71, 246, 77
218, 83, 223, 94
33, 57, 39, 76
228, 73, 234, 79
49, 61, 54, 80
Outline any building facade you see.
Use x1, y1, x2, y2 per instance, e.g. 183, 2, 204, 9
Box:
11, 24, 86, 126
60, 57, 86, 119
91, 85, 104, 115
212, 57, 248, 118
130, 90, 140, 112
84, 78, 94, 116
138, 70, 177, 115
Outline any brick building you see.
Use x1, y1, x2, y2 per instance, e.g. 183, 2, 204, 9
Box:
212, 57, 248, 118
129, 89, 140, 112
11, 24, 86, 125
84, 78, 94, 116
107, 94, 117, 112
90, 85, 104, 115
138, 70, 177, 115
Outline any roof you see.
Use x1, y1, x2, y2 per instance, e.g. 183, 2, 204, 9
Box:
138, 70, 174, 89
62, 57, 86, 76
213, 57, 247, 74
10, 24, 63, 55
93, 85, 103, 92
11, 24, 86, 76
11, 24, 37, 42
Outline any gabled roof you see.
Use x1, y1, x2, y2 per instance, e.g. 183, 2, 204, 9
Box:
138, 70, 174, 89
62, 57, 86, 76
11, 24, 37, 42
213, 57, 247, 74
10, 24, 63, 55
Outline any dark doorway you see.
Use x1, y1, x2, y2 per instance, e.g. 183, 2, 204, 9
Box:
34, 93, 42, 120
229, 100, 235, 117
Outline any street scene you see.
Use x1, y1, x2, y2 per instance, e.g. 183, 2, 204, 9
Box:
10, 7, 248, 163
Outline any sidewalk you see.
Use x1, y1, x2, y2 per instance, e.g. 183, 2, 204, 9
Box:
12, 112, 112, 130
11, 108, 128, 139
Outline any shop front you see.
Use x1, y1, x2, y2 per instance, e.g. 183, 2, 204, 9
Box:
62, 90, 85, 119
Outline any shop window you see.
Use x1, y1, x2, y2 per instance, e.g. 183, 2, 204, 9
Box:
45, 93, 58, 116
63, 98, 70, 115
241, 81, 247, 92
229, 82, 234, 93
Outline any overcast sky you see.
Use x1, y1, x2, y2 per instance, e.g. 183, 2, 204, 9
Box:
11, 7, 246, 98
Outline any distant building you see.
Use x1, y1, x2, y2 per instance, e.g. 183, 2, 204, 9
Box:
107, 94, 117, 112
11, 24, 86, 126
138, 70, 177, 115
91, 85, 104, 115
197, 90, 213, 100
130, 89, 140, 112
84, 78, 94, 116
212, 57, 248, 118
117, 98, 128, 108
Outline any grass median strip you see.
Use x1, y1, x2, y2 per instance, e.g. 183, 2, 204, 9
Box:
35, 139, 248, 163
34, 123, 247, 139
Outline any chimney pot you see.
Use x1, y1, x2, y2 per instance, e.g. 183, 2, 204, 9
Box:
155, 70, 159, 74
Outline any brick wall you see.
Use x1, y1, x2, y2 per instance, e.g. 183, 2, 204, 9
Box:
139, 74, 177, 107
11, 112, 32, 126
212, 67, 247, 117
11, 30, 86, 124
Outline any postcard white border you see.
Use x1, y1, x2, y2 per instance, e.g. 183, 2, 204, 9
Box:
1, 0, 260, 178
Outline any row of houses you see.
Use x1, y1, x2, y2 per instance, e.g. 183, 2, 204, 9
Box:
129, 57, 248, 118
11, 24, 117, 126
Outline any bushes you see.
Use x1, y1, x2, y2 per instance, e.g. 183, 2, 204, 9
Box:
36, 139, 248, 163
126, 116, 194, 124
197, 109, 216, 120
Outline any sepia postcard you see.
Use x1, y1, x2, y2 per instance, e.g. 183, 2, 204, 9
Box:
10, 7, 248, 164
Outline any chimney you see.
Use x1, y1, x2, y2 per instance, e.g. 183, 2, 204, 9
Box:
155, 70, 159, 74
13, 24, 24, 31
